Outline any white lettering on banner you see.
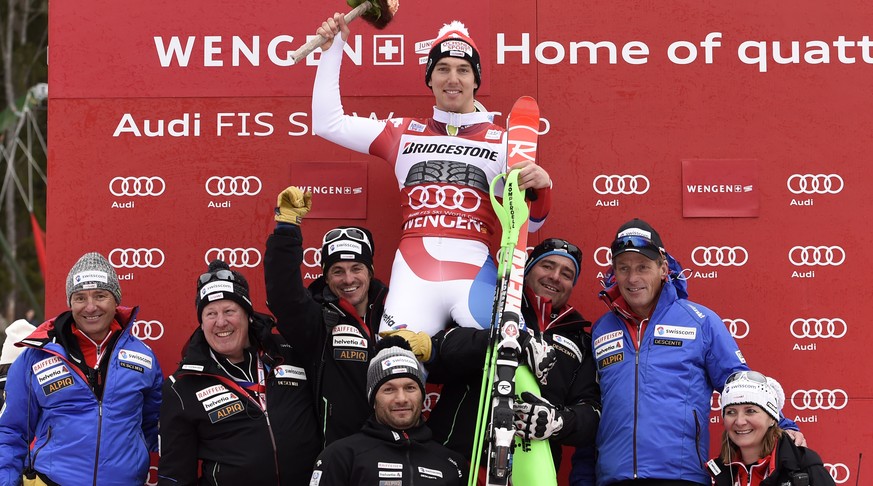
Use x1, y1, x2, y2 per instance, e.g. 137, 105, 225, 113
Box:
295, 185, 364, 195
595, 199, 619, 207
685, 184, 753, 193
216, 113, 274, 137
790, 199, 814, 206
497, 33, 651, 65
113, 113, 201, 137
402, 214, 484, 232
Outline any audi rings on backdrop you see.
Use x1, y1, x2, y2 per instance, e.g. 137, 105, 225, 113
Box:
592, 175, 650, 195
691, 246, 748, 266
824, 463, 850, 484
722, 319, 750, 339
109, 248, 165, 268
204, 248, 261, 268
786, 173, 844, 194
790, 318, 847, 339
131, 320, 164, 341
789, 246, 845, 266
205, 176, 262, 196
790, 389, 848, 410
109, 176, 166, 197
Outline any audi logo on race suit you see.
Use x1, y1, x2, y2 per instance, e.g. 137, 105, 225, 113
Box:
790, 389, 848, 410
592, 175, 650, 195
108, 248, 165, 268
109, 176, 166, 197
204, 248, 262, 268
422, 391, 441, 413
824, 463, 850, 484
722, 319, 750, 339
789, 246, 845, 266
407, 185, 481, 212
594, 247, 612, 267
205, 176, 262, 196
786, 173, 844, 194
131, 320, 164, 341
691, 246, 749, 267
302, 247, 322, 268
790, 318, 847, 339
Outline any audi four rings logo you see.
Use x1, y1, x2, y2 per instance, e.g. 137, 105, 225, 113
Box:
594, 247, 612, 267
825, 463, 850, 484
710, 391, 722, 411
131, 320, 165, 341
108, 248, 165, 268
422, 391, 441, 413
722, 319, 750, 339
303, 247, 322, 268
789, 246, 845, 266
790, 318, 847, 339
790, 389, 848, 410
407, 185, 481, 212
592, 175, 650, 195
691, 246, 749, 266
205, 176, 263, 196
109, 176, 166, 197
204, 248, 262, 268
786, 174, 844, 194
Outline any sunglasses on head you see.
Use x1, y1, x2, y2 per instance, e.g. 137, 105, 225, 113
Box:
611, 235, 661, 255
726, 370, 768, 385
199, 269, 235, 285
323, 227, 372, 252
540, 238, 582, 263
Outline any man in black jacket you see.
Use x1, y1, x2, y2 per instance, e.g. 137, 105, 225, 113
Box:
158, 259, 320, 486
388, 238, 601, 477
309, 337, 466, 486
264, 186, 389, 447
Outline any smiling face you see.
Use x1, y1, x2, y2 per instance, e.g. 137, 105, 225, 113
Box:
70, 289, 118, 341
524, 255, 576, 309
428, 57, 477, 113
200, 300, 250, 363
723, 404, 776, 463
326, 261, 371, 316
612, 252, 667, 318
373, 377, 423, 430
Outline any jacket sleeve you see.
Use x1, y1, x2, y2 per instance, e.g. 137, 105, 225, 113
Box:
157, 377, 199, 486
426, 326, 490, 384
0, 355, 36, 483
264, 224, 324, 364
552, 334, 601, 447
142, 352, 163, 452
310, 441, 353, 485
703, 311, 747, 393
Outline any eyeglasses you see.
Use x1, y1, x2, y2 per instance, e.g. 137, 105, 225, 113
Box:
726, 370, 768, 385
611, 235, 661, 255
323, 227, 372, 253
199, 269, 235, 285
539, 238, 582, 263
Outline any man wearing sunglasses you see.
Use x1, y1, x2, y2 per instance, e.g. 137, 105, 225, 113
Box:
313, 15, 552, 337
264, 186, 389, 448
388, 238, 601, 478
589, 219, 802, 486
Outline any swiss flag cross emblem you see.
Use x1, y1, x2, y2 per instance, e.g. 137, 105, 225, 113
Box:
374, 35, 404, 65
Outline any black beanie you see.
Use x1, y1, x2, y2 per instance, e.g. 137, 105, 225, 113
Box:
321, 226, 375, 274
195, 259, 254, 323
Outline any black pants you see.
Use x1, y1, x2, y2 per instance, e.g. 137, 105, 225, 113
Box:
609, 480, 707, 486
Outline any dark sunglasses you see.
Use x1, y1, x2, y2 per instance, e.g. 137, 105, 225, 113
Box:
199, 269, 235, 285
611, 235, 661, 255
540, 238, 582, 262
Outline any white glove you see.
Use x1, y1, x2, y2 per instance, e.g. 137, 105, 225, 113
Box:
513, 391, 563, 440
520, 330, 557, 385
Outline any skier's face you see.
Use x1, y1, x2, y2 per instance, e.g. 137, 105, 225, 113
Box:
70, 289, 118, 342
200, 300, 251, 363
326, 262, 371, 316
373, 377, 422, 430
612, 252, 667, 318
428, 57, 477, 113
723, 404, 775, 462
524, 255, 576, 309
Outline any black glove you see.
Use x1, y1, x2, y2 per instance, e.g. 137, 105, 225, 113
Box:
513, 391, 564, 440
518, 329, 557, 385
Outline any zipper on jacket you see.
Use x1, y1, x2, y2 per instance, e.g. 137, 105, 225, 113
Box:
262, 408, 281, 484
92, 400, 103, 486
403, 431, 415, 486
632, 318, 645, 479
30, 425, 52, 466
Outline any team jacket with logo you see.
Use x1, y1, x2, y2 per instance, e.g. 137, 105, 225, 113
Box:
591, 280, 747, 486
157, 315, 320, 486
310, 416, 467, 486
709, 434, 835, 486
264, 224, 388, 447
0, 307, 162, 486
426, 288, 601, 470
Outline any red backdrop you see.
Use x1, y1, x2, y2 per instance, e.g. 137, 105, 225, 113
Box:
48, 1, 870, 484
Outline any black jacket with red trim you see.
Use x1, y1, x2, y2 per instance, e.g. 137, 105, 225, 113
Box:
157, 314, 320, 486
425, 288, 601, 469
264, 224, 389, 447
709, 433, 835, 486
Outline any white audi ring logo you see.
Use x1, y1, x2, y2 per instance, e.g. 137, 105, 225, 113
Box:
824, 463, 850, 484
204, 248, 262, 268
787, 174, 844, 194
205, 176, 262, 196
109, 176, 166, 197
594, 247, 612, 267
691, 246, 748, 266
108, 248, 165, 268
303, 247, 322, 268
722, 319, 750, 339
677, 268, 693, 280
131, 320, 165, 341
407, 185, 481, 212
422, 391, 441, 413
789, 246, 845, 266
790, 389, 848, 410
790, 318, 847, 339
592, 175, 650, 195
